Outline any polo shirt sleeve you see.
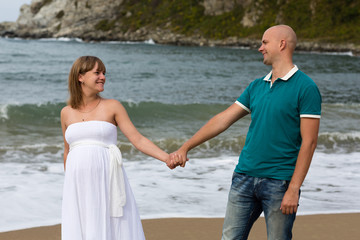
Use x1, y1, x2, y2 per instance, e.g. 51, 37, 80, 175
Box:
235, 84, 251, 113
299, 84, 322, 118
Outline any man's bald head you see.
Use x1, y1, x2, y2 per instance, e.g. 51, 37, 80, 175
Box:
265, 25, 297, 52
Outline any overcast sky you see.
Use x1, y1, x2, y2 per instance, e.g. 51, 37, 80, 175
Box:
0, 0, 32, 22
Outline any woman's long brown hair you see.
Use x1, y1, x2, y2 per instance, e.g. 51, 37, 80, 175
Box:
68, 56, 106, 109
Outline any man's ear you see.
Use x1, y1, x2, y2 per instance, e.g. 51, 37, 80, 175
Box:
280, 39, 286, 51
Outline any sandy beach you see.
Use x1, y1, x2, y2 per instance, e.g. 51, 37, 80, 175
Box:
0, 213, 359, 240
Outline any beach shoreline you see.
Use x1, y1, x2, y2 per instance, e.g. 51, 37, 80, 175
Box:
1, 36, 359, 239
0, 213, 359, 240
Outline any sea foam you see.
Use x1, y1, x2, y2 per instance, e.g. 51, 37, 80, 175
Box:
1, 151, 359, 232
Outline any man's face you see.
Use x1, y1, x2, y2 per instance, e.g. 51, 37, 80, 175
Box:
258, 29, 280, 65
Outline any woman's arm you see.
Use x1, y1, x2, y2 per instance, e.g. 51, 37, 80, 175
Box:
112, 100, 170, 164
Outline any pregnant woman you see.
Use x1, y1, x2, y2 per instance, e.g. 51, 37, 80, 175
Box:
60, 56, 171, 239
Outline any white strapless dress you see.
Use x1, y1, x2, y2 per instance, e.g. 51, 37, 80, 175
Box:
62, 121, 145, 240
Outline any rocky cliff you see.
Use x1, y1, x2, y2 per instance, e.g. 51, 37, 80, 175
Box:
1, 0, 359, 55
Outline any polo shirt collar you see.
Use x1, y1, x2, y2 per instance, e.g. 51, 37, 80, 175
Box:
263, 65, 298, 82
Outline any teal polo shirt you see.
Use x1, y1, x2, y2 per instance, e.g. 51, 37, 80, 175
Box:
235, 66, 321, 181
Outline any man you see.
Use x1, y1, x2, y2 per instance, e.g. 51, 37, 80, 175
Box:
170, 25, 321, 239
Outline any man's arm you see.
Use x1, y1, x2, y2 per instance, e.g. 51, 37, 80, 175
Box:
171, 103, 249, 167
280, 117, 320, 214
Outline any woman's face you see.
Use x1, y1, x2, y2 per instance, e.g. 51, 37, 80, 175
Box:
79, 62, 106, 93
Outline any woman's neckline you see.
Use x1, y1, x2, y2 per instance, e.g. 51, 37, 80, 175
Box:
67, 120, 117, 129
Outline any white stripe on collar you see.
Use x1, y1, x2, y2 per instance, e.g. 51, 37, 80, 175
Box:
263, 65, 298, 82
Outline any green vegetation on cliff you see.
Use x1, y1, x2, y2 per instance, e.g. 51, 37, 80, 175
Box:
280, 0, 360, 43
101, 0, 360, 44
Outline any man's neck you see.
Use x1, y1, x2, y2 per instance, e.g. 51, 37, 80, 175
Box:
271, 61, 295, 83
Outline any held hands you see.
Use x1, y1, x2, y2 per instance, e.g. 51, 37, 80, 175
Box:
166, 149, 189, 169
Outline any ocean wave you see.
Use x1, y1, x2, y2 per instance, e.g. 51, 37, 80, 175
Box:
0, 142, 63, 163
1, 130, 358, 164
38, 37, 83, 42
0, 101, 359, 155
322, 102, 360, 108
1, 101, 358, 130
317, 131, 360, 152
36, 37, 156, 45
100, 38, 156, 45
0, 104, 9, 120
0, 101, 227, 124
0, 102, 65, 124
0, 143, 62, 151
319, 131, 360, 140
297, 50, 355, 57
0, 136, 243, 164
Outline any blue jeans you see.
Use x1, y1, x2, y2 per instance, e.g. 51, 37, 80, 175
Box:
222, 172, 299, 240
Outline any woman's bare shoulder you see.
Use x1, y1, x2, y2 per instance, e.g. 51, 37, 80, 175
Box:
102, 98, 124, 108
61, 105, 72, 115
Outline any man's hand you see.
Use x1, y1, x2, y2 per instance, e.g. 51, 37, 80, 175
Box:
280, 187, 300, 215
